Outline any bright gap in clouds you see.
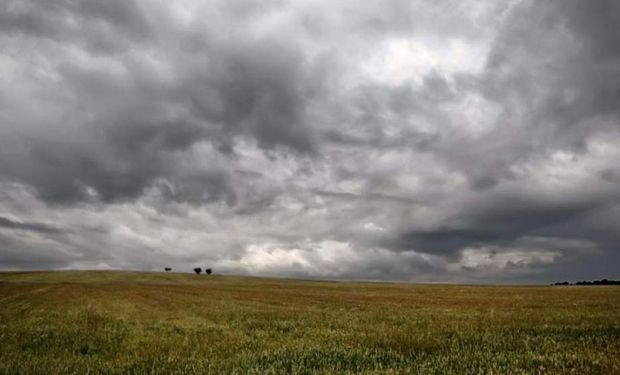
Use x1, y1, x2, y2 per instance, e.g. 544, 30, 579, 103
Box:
363, 37, 488, 86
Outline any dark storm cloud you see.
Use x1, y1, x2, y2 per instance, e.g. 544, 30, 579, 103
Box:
481, 0, 620, 147
0, 0, 325, 205
388, 191, 618, 258
0, 234, 74, 269
182, 37, 321, 154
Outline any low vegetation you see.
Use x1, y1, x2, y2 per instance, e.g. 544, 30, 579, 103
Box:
554, 279, 620, 286
1, 271, 619, 374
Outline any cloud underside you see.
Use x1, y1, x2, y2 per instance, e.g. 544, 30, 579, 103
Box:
1, 0, 619, 282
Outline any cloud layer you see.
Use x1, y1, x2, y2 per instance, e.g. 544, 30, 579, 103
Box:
1, 0, 619, 282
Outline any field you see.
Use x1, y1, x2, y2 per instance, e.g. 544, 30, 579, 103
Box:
1, 271, 619, 374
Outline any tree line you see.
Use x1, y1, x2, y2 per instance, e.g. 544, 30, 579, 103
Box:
554, 279, 620, 286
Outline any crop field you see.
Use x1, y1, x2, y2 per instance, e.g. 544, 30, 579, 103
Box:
0, 271, 619, 374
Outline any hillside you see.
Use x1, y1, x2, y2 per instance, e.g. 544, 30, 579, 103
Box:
1, 271, 619, 373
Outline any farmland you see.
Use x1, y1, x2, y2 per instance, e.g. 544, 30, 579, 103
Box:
1, 271, 619, 374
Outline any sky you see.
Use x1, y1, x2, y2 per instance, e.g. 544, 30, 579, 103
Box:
1, 0, 619, 283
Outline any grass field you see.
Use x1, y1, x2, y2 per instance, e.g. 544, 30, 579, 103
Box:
1, 271, 619, 374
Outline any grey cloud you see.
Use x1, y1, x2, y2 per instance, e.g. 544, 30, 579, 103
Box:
388, 185, 620, 258
0, 216, 62, 234
184, 37, 320, 154
1, 0, 619, 282
483, 0, 620, 144
0, 0, 152, 53
314, 189, 420, 205
0, 234, 74, 269
378, 0, 620, 193
0, 0, 324, 205
157, 172, 237, 206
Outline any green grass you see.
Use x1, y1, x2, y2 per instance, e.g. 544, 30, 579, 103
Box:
1, 271, 619, 374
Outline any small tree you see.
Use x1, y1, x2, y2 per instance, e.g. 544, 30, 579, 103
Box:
193, 267, 202, 275
205, 268, 212, 275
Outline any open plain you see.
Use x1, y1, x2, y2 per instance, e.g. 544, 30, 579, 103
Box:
0, 271, 619, 374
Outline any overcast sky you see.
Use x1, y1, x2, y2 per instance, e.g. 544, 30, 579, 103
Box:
1, 0, 619, 283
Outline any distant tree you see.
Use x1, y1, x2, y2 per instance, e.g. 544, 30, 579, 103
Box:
193, 267, 202, 275
205, 268, 212, 275
164, 267, 172, 272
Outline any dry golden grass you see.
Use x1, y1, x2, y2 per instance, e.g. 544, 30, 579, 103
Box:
1, 271, 619, 374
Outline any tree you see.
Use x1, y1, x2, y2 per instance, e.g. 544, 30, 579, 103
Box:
205, 268, 212, 275
193, 267, 202, 275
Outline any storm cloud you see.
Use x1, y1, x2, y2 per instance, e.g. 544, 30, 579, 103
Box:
1, 0, 619, 282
